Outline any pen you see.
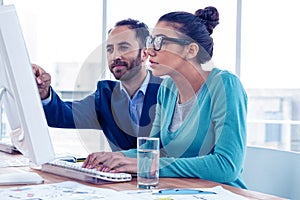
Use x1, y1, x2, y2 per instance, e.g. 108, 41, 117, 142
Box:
59, 157, 85, 163
156, 189, 216, 195
76, 157, 86, 162
61, 157, 76, 163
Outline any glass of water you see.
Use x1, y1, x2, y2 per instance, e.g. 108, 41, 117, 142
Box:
137, 137, 159, 189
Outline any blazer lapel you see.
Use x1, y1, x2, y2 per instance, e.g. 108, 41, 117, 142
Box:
111, 83, 136, 137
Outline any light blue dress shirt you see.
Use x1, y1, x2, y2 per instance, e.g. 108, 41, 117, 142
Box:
120, 71, 150, 136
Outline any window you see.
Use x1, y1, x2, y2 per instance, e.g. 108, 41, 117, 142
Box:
241, 0, 300, 152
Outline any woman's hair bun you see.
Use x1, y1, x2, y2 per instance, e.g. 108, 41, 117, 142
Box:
195, 6, 219, 35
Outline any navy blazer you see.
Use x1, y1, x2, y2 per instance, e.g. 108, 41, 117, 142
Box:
43, 72, 162, 151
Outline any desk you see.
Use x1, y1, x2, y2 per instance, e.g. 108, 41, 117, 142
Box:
0, 152, 286, 200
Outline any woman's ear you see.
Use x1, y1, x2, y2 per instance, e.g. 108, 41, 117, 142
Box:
185, 42, 199, 60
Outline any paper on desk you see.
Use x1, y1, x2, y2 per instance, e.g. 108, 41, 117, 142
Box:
0, 181, 140, 200
120, 186, 248, 200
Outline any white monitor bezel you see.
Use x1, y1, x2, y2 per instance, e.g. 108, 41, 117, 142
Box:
0, 4, 55, 165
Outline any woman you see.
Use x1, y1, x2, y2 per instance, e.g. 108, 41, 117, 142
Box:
83, 6, 248, 189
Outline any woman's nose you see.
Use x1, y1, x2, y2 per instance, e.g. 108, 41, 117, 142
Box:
146, 47, 156, 57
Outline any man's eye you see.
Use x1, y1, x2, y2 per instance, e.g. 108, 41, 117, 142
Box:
119, 45, 130, 51
106, 47, 113, 54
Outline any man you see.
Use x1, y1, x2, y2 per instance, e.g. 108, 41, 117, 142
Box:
33, 19, 162, 151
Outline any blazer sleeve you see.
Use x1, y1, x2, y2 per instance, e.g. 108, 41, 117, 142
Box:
43, 87, 100, 129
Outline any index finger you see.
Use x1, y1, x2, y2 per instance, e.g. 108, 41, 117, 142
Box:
82, 152, 107, 169
82, 154, 94, 168
32, 64, 46, 76
32, 64, 41, 76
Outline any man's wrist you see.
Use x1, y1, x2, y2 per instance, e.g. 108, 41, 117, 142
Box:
42, 88, 52, 105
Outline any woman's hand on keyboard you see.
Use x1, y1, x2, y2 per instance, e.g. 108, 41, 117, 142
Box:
82, 152, 137, 173
82, 152, 121, 169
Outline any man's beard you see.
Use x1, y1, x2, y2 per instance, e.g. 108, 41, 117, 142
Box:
111, 51, 142, 81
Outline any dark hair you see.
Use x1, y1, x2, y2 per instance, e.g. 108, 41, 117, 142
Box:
158, 6, 219, 64
108, 18, 150, 49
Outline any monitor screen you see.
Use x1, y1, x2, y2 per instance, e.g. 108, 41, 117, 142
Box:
0, 5, 55, 165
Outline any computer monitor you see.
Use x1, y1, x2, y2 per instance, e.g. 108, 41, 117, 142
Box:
0, 4, 55, 165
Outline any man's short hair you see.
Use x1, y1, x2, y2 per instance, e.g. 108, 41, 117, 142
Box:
108, 18, 150, 49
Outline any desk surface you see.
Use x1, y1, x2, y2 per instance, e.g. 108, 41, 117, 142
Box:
0, 152, 286, 200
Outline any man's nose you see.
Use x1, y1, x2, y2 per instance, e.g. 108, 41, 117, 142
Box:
111, 48, 123, 60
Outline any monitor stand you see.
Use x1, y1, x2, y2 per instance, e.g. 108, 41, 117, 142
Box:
0, 140, 20, 154
0, 87, 20, 154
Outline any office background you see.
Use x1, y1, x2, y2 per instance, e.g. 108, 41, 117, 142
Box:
1, 0, 300, 153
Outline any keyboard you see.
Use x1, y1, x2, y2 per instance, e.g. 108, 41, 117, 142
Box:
41, 160, 132, 184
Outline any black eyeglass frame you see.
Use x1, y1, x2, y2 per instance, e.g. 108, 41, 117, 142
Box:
146, 35, 192, 51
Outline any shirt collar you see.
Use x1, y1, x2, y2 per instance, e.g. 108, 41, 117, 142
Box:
120, 70, 150, 98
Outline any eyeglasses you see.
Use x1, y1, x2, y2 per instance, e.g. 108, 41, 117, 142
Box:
146, 35, 192, 51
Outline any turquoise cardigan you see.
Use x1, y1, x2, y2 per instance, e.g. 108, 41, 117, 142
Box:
123, 68, 248, 188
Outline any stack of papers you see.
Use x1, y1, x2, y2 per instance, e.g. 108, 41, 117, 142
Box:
0, 181, 248, 200
0, 181, 139, 200
121, 186, 248, 200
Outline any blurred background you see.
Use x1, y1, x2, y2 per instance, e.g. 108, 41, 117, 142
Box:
1, 0, 300, 155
